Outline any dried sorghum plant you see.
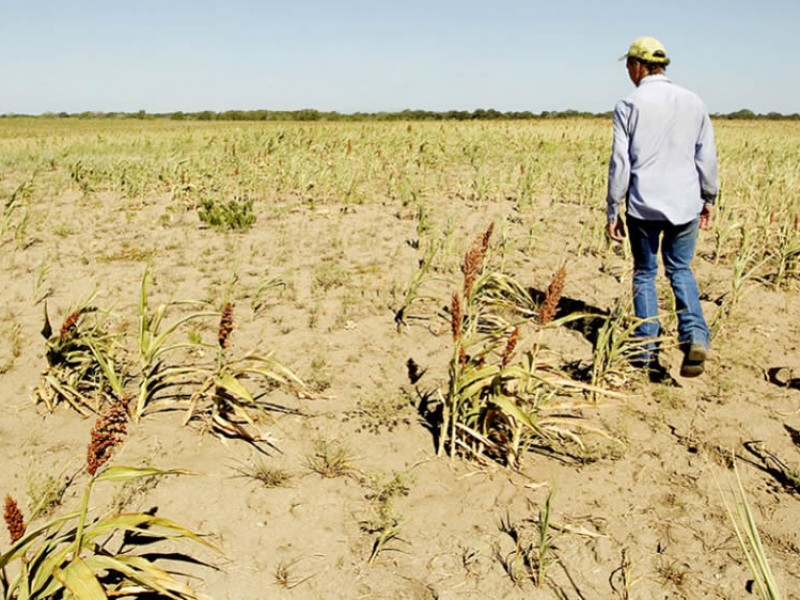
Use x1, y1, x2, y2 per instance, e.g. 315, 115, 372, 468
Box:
501, 327, 520, 367
218, 302, 234, 349
450, 292, 462, 341
462, 223, 494, 297
481, 222, 494, 256
87, 397, 129, 476
4, 494, 26, 543
538, 266, 567, 326
59, 309, 82, 341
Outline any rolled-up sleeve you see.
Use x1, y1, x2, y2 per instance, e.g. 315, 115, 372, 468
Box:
695, 111, 719, 203
607, 101, 631, 222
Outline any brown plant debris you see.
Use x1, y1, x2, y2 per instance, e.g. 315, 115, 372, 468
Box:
219, 302, 234, 349
538, 266, 567, 325
3, 494, 26, 543
87, 396, 130, 475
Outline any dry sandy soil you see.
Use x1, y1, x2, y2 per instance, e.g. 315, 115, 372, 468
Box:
1, 180, 799, 599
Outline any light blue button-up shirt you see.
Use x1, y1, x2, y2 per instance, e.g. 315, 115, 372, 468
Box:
606, 74, 719, 225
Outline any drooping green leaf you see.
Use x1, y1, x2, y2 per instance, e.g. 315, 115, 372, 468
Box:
94, 466, 194, 484
83, 554, 195, 598
0, 511, 79, 568
83, 513, 220, 552
53, 557, 108, 600
215, 372, 253, 403
490, 394, 545, 438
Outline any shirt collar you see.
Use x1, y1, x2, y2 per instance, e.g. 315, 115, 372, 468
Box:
640, 74, 672, 85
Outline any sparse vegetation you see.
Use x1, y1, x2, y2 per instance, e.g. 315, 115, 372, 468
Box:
499, 488, 558, 588
306, 439, 357, 478
351, 390, 413, 434
197, 194, 256, 231
25, 467, 74, 521
233, 457, 293, 488
1, 116, 799, 598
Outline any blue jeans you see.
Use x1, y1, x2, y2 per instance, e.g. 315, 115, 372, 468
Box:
627, 215, 709, 362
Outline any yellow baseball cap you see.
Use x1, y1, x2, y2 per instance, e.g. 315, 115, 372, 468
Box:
621, 36, 670, 64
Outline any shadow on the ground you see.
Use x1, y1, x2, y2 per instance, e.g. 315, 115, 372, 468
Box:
527, 287, 610, 346
766, 367, 800, 390
741, 441, 800, 494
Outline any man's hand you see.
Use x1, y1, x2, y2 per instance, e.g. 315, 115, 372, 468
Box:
699, 203, 713, 229
607, 217, 626, 242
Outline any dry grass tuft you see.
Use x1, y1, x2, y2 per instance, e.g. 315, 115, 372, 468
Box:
234, 459, 293, 488
306, 439, 357, 478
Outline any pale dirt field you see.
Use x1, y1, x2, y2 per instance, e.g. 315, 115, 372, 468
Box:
1, 121, 799, 600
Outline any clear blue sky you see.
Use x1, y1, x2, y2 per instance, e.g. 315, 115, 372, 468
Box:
1, 0, 797, 115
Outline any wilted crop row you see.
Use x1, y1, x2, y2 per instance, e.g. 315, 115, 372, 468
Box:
3, 117, 798, 282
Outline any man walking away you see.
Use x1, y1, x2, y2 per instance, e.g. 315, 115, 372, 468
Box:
606, 36, 719, 378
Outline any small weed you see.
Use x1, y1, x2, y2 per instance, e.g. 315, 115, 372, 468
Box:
534, 488, 557, 588
52, 222, 75, 237
99, 245, 154, 263
361, 471, 411, 565
498, 488, 559, 588
652, 384, 686, 410
0, 309, 23, 374
233, 458, 293, 488
307, 303, 320, 330
461, 545, 485, 578
251, 272, 288, 314
306, 354, 332, 392
25, 469, 73, 520
198, 194, 256, 231
306, 439, 357, 478
109, 472, 161, 513
273, 556, 313, 589
367, 521, 405, 565
351, 390, 413, 434
657, 559, 688, 590
312, 262, 351, 293
361, 471, 411, 533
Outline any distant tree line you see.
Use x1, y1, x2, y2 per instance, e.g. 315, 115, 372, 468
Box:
2, 108, 799, 121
